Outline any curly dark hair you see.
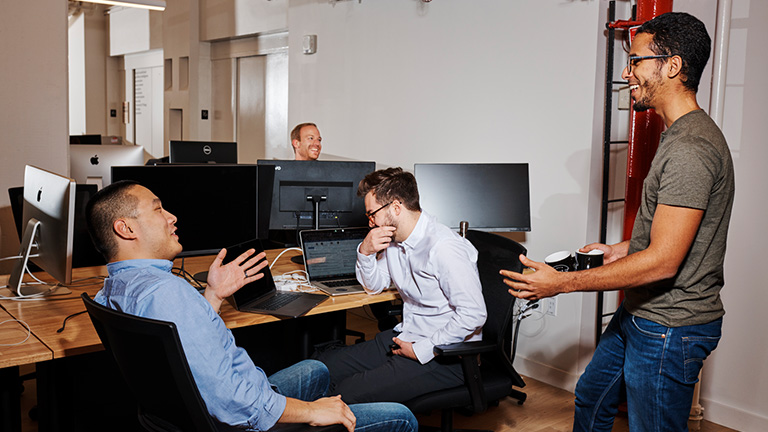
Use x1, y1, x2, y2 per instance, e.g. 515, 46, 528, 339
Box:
357, 167, 421, 212
636, 12, 711, 92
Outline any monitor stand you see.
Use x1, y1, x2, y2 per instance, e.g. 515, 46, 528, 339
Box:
6, 219, 72, 297
306, 194, 327, 230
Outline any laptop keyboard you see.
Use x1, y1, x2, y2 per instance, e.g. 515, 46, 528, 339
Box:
258, 293, 303, 311
323, 279, 359, 288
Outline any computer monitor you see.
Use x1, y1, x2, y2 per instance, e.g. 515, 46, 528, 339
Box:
69, 144, 145, 189
111, 164, 274, 257
9, 184, 105, 269
256, 160, 375, 234
414, 163, 531, 232
69, 134, 102, 144
169, 140, 237, 164
7, 165, 76, 296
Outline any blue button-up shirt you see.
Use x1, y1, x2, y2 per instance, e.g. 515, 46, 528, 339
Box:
95, 259, 286, 431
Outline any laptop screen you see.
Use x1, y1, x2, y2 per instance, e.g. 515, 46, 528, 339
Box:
223, 239, 277, 306
301, 228, 369, 280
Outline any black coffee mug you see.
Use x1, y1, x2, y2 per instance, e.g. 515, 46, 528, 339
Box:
545, 251, 576, 272
576, 249, 604, 270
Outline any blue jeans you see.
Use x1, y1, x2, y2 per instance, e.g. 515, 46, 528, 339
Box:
573, 305, 721, 432
269, 360, 417, 432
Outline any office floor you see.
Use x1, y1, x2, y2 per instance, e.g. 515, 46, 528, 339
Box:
18, 307, 738, 432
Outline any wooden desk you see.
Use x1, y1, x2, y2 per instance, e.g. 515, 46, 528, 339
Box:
0, 247, 397, 360
0, 308, 52, 432
0, 308, 52, 368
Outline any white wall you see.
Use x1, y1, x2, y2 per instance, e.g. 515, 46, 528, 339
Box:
287, 0, 603, 388
69, 13, 86, 135
698, 0, 768, 429
0, 0, 69, 275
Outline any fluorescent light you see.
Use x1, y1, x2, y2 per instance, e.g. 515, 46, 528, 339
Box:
79, 0, 166, 11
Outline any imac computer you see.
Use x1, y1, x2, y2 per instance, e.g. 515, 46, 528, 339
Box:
414, 163, 531, 232
6, 165, 76, 297
169, 140, 237, 164
256, 160, 374, 241
70, 144, 145, 189
111, 164, 274, 257
9, 184, 105, 269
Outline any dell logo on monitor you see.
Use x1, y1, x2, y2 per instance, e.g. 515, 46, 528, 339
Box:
203, 145, 212, 155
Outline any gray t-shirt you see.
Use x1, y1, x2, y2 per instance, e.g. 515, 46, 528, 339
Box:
624, 110, 735, 327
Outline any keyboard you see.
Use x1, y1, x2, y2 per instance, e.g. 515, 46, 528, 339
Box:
323, 279, 359, 288
258, 293, 302, 311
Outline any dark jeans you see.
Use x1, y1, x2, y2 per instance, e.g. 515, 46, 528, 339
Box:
316, 329, 464, 404
573, 305, 722, 432
269, 360, 417, 432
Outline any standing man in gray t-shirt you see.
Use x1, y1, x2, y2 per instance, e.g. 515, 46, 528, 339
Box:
500, 13, 734, 431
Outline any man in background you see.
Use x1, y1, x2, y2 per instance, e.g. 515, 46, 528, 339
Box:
291, 122, 322, 160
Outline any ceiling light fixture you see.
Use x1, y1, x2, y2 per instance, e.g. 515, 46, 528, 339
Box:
77, 0, 166, 11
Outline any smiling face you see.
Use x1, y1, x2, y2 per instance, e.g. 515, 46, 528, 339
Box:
292, 125, 322, 161
127, 185, 182, 260
623, 33, 667, 112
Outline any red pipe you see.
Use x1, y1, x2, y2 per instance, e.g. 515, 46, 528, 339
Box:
621, 0, 673, 241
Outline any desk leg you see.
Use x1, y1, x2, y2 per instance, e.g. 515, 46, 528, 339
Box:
0, 366, 21, 432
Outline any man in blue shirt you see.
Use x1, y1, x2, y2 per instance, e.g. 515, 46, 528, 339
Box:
85, 180, 417, 432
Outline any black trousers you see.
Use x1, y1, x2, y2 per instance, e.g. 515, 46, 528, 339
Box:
316, 329, 464, 404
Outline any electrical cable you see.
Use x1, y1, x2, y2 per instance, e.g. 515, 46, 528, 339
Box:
511, 300, 539, 362
0, 319, 32, 346
57, 311, 87, 333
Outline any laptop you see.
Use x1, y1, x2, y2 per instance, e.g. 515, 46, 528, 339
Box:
225, 238, 327, 318
299, 227, 370, 296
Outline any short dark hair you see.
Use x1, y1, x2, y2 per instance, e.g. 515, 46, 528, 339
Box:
357, 167, 421, 212
85, 180, 140, 262
636, 12, 711, 92
290, 123, 317, 143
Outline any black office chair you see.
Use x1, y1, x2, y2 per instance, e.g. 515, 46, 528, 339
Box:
404, 230, 528, 432
81, 293, 343, 432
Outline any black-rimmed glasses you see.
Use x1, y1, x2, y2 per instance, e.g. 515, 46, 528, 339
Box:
366, 201, 392, 223
627, 55, 672, 74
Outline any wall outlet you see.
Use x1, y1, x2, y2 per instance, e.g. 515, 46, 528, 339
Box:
542, 297, 558, 316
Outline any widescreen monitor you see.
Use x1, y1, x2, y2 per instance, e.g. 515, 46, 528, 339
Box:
70, 144, 145, 189
7, 165, 76, 296
256, 160, 374, 234
414, 163, 531, 232
111, 164, 274, 257
69, 134, 101, 144
169, 140, 237, 164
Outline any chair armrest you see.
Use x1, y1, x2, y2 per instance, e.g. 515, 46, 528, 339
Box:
434, 340, 496, 357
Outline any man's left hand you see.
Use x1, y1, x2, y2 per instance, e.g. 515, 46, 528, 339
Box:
204, 248, 268, 311
500, 254, 568, 300
391, 337, 417, 361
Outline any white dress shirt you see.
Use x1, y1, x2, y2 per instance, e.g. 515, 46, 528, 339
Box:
356, 211, 486, 364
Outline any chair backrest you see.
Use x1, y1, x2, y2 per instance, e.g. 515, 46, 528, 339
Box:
81, 293, 217, 432
465, 230, 526, 361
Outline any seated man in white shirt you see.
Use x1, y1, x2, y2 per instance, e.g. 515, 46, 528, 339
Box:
316, 167, 487, 403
